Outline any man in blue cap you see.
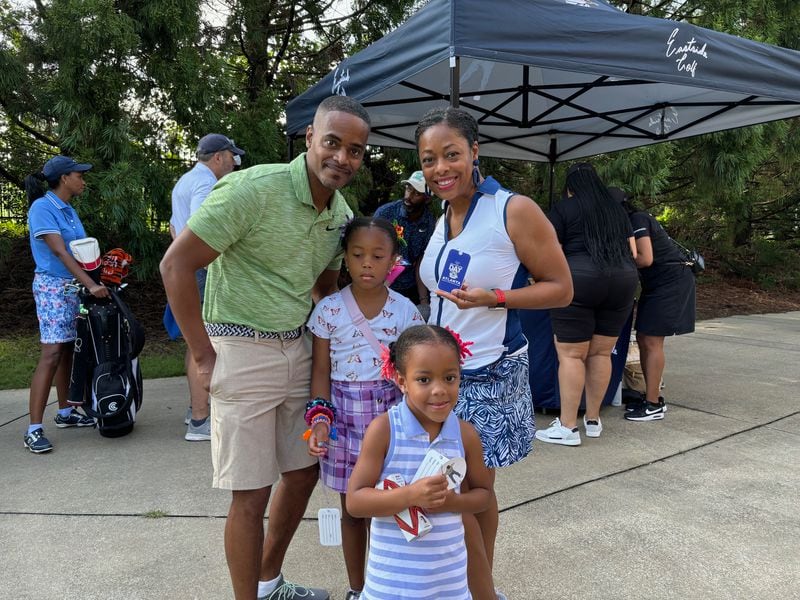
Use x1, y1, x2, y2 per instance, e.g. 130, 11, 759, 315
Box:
169, 134, 245, 442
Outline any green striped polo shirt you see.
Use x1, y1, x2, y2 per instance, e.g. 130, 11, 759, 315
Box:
188, 153, 353, 332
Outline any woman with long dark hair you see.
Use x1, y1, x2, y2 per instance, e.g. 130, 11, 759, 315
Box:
23, 155, 109, 453
535, 162, 638, 447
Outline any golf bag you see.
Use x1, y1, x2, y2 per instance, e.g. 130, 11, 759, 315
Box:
68, 288, 145, 438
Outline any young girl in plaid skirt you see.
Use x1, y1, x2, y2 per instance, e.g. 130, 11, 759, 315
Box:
306, 217, 424, 600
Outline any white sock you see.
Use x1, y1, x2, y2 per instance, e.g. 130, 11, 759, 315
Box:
58, 407, 73, 417
27, 424, 43, 435
257, 574, 282, 597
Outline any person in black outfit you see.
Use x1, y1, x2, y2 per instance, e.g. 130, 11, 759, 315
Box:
610, 188, 696, 422
535, 163, 639, 446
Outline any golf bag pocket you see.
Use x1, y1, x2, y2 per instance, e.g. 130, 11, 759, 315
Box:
90, 359, 142, 437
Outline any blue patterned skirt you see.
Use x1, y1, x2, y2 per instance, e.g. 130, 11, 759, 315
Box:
456, 349, 534, 468
32, 273, 79, 344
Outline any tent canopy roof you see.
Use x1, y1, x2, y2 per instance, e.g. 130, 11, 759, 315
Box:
286, 0, 800, 162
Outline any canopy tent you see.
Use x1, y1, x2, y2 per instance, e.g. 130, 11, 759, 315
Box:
286, 0, 800, 164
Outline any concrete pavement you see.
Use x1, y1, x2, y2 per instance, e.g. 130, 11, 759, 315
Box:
1, 312, 798, 600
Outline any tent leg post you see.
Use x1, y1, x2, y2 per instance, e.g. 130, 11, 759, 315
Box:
548, 137, 557, 208
449, 56, 460, 108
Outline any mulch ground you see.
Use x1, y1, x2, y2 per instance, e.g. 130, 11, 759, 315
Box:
0, 236, 171, 342
2, 234, 799, 339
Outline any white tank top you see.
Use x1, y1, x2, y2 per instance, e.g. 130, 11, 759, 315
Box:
419, 177, 529, 370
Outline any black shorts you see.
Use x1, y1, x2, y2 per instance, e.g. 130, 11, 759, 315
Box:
550, 258, 638, 343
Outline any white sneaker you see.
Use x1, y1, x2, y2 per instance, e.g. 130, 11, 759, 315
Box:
534, 418, 581, 446
583, 415, 603, 438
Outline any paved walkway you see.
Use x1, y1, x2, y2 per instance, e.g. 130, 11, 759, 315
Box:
1, 312, 798, 600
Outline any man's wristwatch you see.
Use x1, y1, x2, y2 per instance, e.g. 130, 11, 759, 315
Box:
488, 288, 507, 310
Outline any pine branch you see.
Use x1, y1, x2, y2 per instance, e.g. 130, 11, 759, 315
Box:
0, 99, 59, 148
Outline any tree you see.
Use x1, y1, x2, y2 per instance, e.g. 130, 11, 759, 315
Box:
1, 0, 798, 287
0, 0, 422, 275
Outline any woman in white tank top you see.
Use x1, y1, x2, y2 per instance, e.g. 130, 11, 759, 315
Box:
415, 107, 573, 598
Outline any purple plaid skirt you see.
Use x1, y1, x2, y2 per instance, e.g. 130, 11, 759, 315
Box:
321, 379, 402, 493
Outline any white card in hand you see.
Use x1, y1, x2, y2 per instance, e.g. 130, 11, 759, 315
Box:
412, 449, 467, 490
318, 508, 341, 546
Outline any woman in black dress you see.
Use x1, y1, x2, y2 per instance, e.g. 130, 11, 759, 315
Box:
611, 188, 696, 422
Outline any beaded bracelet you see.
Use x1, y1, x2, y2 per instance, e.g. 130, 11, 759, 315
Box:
305, 397, 337, 425
302, 398, 338, 441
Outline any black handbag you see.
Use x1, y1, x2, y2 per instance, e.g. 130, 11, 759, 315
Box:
671, 239, 705, 274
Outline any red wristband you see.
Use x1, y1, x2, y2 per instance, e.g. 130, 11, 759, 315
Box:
491, 288, 506, 308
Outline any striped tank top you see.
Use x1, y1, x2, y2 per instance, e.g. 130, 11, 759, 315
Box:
362, 401, 470, 599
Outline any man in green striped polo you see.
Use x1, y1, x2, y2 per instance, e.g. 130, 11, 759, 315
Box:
161, 95, 371, 600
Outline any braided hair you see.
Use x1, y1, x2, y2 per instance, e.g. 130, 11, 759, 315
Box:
390, 325, 461, 375
565, 163, 633, 270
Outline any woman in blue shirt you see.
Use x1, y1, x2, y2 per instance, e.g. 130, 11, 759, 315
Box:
23, 155, 109, 453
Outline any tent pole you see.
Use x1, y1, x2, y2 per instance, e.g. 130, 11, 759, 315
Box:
287, 135, 294, 161
449, 56, 460, 108
548, 137, 557, 209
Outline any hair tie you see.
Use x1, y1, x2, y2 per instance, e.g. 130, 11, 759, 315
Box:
445, 326, 474, 364
380, 343, 397, 382
390, 219, 408, 247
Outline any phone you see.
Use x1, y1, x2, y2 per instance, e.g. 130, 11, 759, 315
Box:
437, 249, 471, 293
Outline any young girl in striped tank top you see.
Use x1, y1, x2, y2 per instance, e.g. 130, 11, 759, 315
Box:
347, 325, 492, 600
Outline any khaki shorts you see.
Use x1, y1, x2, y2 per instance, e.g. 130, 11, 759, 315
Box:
208, 333, 316, 490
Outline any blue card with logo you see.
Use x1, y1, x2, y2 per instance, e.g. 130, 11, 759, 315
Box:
437, 249, 471, 293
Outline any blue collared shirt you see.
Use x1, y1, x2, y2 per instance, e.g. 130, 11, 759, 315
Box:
28, 191, 87, 279
397, 398, 461, 445
373, 199, 436, 291
170, 162, 218, 236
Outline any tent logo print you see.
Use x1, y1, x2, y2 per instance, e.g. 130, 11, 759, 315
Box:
666, 28, 709, 78
648, 107, 679, 134
564, 0, 599, 7
332, 66, 351, 96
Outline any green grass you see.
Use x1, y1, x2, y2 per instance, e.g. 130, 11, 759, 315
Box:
0, 334, 186, 390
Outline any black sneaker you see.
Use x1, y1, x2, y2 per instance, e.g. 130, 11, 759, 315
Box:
625, 399, 666, 421
54, 409, 95, 428
23, 428, 53, 453
625, 395, 667, 413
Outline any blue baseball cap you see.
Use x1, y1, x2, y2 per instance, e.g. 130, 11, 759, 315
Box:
42, 155, 92, 181
196, 134, 245, 157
